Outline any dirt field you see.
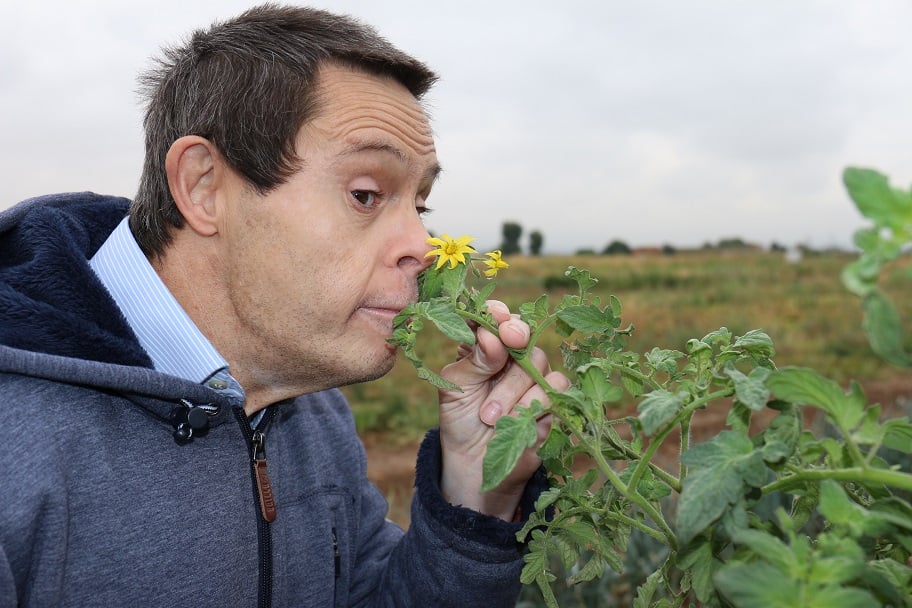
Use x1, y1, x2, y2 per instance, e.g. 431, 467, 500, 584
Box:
364, 376, 912, 528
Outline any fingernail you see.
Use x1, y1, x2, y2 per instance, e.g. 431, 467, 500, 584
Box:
480, 401, 503, 427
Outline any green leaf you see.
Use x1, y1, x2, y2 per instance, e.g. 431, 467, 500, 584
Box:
861, 291, 912, 367
440, 260, 469, 298
677, 431, 767, 543
414, 365, 462, 392
883, 417, 912, 453
645, 348, 683, 375
417, 265, 445, 301
726, 366, 771, 411
767, 367, 866, 432
620, 368, 645, 397
633, 570, 664, 608
424, 300, 475, 345
715, 562, 802, 607
565, 266, 599, 293
557, 303, 619, 334
762, 403, 801, 464
481, 404, 540, 492
566, 553, 606, 586
619, 463, 672, 501
676, 539, 716, 603
637, 389, 684, 436
843, 166, 912, 229
731, 329, 776, 360
520, 531, 551, 585
730, 529, 794, 574
578, 365, 623, 406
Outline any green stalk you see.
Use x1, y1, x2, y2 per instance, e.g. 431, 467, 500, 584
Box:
583, 435, 678, 550
627, 389, 732, 496
763, 466, 912, 495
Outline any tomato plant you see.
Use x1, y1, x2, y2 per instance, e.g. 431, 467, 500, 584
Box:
391, 168, 912, 607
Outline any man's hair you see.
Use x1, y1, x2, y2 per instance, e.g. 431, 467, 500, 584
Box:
130, 3, 438, 256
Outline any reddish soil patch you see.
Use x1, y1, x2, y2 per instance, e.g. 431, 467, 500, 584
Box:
364, 378, 912, 528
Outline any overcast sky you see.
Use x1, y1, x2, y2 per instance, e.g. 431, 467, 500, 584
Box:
2, 1, 910, 253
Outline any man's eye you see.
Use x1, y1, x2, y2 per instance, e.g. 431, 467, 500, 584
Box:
351, 190, 378, 207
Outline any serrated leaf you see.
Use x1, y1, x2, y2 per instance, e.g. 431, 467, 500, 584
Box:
565, 266, 599, 293
637, 389, 684, 436
620, 369, 644, 397
557, 304, 618, 334
862, 291, 912, 367
619, 463, 672, 501
417, 265, 445, 301
883, 417, 912, 453
676, 540, 716, 603
715, 562, 802, 607
732, 329, 776, 359
633, 570, 664, 608
566, 553, 606, 586
422, 300, 475, 344
521, 533, 550, 585
440, 260, 469, 298
677, 431, 767, 544
726, 366, 771, 411
767, 367, 866, 432
843, 166, 912, 229
578, 365, 623, 406
730, 529, 794, 574
559, 520, 598, 550
414, 366, 462, 392
763, 403, 801, 461
482, 405, 539, 492
645, 348, 684, 375
472, 281, 497, 314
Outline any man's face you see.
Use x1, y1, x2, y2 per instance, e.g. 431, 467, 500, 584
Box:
220, 64, 439, 395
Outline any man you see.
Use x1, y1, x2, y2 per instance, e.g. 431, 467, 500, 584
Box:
0, 4, 567, 607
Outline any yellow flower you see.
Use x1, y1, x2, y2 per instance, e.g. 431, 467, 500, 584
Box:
482, 250, 509, 278
426, 234, 476, 270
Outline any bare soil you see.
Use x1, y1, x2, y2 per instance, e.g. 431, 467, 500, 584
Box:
364, 377, 912, 528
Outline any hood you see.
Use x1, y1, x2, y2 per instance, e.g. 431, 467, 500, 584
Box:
0, 192, 150, 367
0, 193, 236, 432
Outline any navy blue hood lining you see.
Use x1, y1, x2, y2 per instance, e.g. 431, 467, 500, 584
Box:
0, 193, 153, 368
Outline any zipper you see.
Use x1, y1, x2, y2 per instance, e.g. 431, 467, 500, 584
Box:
237, 407, 277, 608
331, 527, 341, 578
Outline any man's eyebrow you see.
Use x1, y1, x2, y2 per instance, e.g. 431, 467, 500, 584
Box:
338, 139, 443, 186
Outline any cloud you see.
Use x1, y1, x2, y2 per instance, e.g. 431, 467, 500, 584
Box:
2, 0, 911, 252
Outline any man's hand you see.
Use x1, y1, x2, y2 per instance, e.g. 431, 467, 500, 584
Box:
437, 300, 570, 521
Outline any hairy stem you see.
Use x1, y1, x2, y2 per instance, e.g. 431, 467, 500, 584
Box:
627, 389, 732, 496
763, 466, 912, 495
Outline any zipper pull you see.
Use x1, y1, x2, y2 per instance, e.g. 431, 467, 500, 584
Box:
332, 527, 341, 578
251, 430, 277, 522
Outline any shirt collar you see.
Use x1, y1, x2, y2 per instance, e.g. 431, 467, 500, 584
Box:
89, 217, 231, 385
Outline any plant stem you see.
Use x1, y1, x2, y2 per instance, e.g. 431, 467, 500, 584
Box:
584, 436, 678, 550
763, 466, 912, 495
627, 389, 731, 496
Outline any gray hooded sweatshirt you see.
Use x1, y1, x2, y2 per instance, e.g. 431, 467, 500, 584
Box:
0, 193, 545, 608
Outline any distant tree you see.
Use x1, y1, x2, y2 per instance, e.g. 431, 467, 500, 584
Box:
575, 248, 596, 256
661, 244, 677, 256
500, 222, 523, 255
717, 237, 749, 249
602, 239, 632, 255
770, 242, 787, 253
529, 230, 544, 256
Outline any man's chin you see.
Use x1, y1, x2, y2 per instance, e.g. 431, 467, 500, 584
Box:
341, 350, 397, 387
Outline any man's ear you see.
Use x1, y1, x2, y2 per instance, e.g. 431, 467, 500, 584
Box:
165, 135, 224, 237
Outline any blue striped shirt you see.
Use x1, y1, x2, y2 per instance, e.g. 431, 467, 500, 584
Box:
89, 217, 246, 408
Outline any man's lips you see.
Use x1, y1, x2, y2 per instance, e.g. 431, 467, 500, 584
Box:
357, 296, 415, 324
